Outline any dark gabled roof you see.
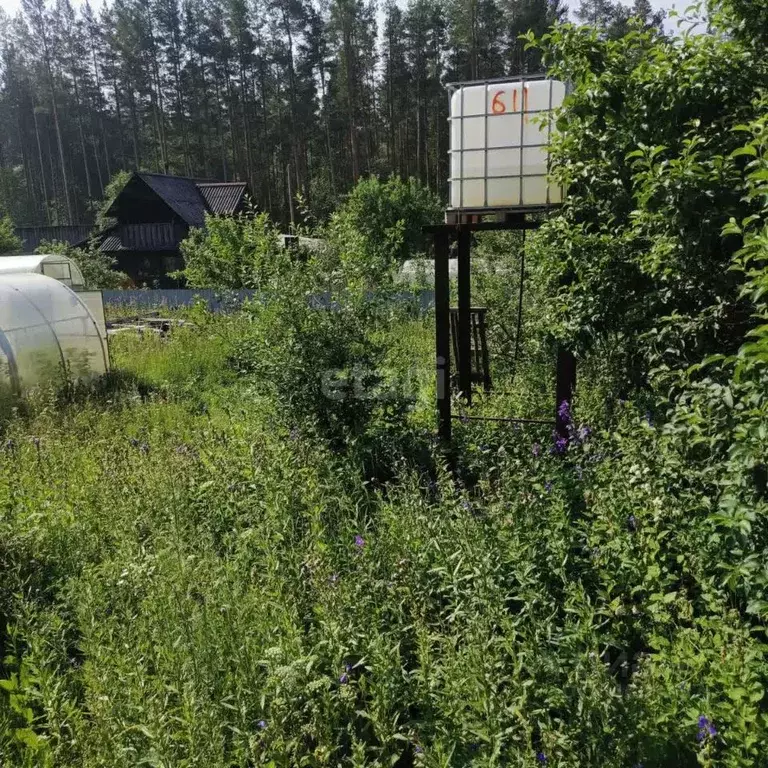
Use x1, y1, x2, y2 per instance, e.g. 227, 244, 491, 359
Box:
105, 173, 251, 230
138, 173, 208, 227
197, 183, 249, 215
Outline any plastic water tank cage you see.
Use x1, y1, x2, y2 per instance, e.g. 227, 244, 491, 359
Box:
448, 76, 566, 211
0, 273, 109, 396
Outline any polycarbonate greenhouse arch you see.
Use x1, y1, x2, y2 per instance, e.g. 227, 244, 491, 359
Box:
0, 254, 86, 289
0, 273, 108, 395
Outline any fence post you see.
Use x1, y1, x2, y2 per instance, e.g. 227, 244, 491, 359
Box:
434, 229, 452, 441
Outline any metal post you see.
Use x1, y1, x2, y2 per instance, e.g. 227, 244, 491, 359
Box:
457, 225, 472, 404
555, 346, 576, 438
435, 229, 452, 441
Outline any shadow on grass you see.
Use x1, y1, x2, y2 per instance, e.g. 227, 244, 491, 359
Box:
57, 369, 160, 409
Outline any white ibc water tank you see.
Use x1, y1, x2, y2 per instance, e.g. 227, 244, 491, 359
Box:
449, 77, 566, 211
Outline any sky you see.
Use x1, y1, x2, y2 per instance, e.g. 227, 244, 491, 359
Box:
0, 0, 691, 30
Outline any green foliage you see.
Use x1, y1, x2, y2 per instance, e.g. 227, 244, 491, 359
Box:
231, 272, 416, 447
4, 5, 768, 767
3, 321, 768, 765
92, 170, 131, 233
180, 211, 288, 289
328, 176, 442, 288
0, 215, 21, 255
35, 239, 127, 289
529, 13, 768, 386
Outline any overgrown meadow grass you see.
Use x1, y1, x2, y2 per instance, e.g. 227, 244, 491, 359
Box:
1, 309, 766, 767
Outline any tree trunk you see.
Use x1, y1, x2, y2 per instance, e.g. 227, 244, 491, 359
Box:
32, 108, 51, 225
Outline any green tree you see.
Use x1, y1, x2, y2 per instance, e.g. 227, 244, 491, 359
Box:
503, 0, 568, 74
530, 8, 768, 388
0, 214, 21, 253
180, 210, 285, 289
328, 175, 442, 287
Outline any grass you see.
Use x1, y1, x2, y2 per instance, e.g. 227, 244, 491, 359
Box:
1, 306, 766, 767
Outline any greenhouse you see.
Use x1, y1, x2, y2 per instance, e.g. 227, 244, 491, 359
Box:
0, 253, 86, 290
0, 273, 109, 395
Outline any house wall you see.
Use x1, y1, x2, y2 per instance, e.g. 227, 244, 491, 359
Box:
114, 251, 185, 288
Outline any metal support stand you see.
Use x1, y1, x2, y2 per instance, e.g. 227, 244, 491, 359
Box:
457, 226, 472, 404
555, 346, 577, 438
426, 211, 575, 443
434, 229, 452, 442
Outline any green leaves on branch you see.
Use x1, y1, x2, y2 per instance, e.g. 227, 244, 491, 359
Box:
530, 9, 768, 381
180, 211, 289, 290
0, 215, 21, 255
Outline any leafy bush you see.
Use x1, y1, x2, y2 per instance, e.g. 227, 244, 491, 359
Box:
328, 176, 442, 288
529, 12, 768, 386
232, 270, 412, 446
181, 211, 288, 289
35, 239, 127, 289
0, 215, 21, 255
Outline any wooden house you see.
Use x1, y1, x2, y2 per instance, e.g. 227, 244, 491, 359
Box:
98, 172, 250, 286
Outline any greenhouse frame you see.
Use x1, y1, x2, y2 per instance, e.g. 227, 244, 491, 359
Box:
0, 273, 109, 395
0, 254, 87, 290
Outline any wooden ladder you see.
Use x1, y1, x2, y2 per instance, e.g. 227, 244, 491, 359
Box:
449, 306, 491, 394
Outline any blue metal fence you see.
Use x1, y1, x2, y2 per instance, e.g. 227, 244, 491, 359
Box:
102, 289, 436, 313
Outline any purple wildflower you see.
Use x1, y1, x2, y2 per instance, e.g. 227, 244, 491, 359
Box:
627, 515, 637, 532
545, 481, 553, 493
257, 719, 267, 730
578, 425, 592, 442
339, 672, 349, 684
354, 534, 365, 548
697, 715, 716, 742
553, 436, 568, 455
536, 752, 548, 764
414, 745, 424, 755
558, 400, 571, 424
532, 442, 542, 458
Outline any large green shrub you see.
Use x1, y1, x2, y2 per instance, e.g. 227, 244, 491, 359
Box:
328, 176, 442, 288
231, 270, 413, 447
528, 9, 768, 387
0, 215, 20, 255
181, 211, 288, 289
